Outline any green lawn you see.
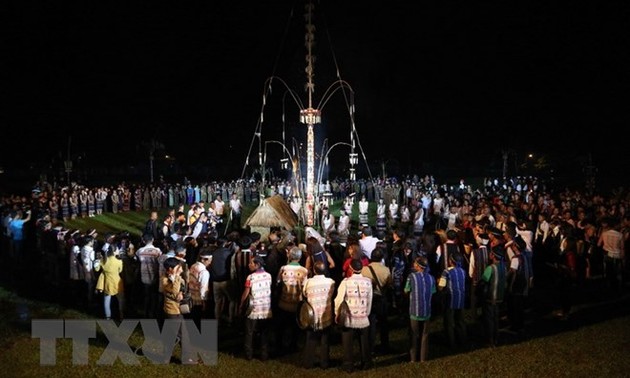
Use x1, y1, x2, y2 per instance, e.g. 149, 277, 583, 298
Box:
1, 283, 629, 377
62, 199, 372, 241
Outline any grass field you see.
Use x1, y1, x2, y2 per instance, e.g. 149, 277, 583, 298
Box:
60, 199, 373, 242
1, 283, 629, 377
2, 205, 629, 377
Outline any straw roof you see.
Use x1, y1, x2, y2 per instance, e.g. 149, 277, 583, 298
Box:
245, 195, 299, 230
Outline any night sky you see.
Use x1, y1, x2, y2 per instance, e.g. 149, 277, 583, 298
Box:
3, 1, 629, 186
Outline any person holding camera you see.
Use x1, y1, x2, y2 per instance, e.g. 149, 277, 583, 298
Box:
161, 257, 195, 364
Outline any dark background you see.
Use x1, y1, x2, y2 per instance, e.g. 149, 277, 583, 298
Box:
2, 1, 629, 190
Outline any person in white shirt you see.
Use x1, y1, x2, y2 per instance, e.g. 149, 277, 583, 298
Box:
598, 217, 625, 291
337, 210, 350, 246
335, 259, 373, 372
290, 196, 302, 217
413, 207, 425, 236
344, 196, 353, 216
420, 192, 432, 222
444, 206, 460, 230
214, 195, 225, 217
189, 250, 212, 327
321, 207, 335, 237
359, 195, 369, 226
432, 193, 445, 216
376, 198, 387, 233
229, 193, 242, 230
80, 236, 97, 309
359, 226, 380, 260
191, 212, 208, 239
302, 260, 335, 369
212, 197, 227, 234
389, 199, 399, 227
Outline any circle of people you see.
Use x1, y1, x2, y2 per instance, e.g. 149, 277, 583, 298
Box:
2, 174, 628, 370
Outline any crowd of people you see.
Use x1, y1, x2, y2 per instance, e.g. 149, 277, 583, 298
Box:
0, 174, 629, 370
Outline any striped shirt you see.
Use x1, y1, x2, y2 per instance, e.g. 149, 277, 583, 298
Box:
482, 262, 506, 304
188, 262, 210, 305
137, 244, 162, 285
405, 271, 436, 320
439, 265, 467, 309
303, 275, 335, 330
469, 245, 489, 283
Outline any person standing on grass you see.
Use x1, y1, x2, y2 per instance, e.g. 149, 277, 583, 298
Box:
214, 194, 226, 234
337, 209, 350, 246
240, 256, 273, 361
188, 250, 212, 328
229, 193, 242, 231
161, 257, 195, 364
96, 244, 124, 321
553, 236, 578, 320
504, 227, 529, 336
359, 195, 369, 227
80, 235, 98, 310
144, 211, 161, 245
335, 258, 373, 372
275, 246, 308, 355
480, 242, 507, 348
137, 233, 162, 318
8, 209, 31, 263
598, 217, 625, 293
405, 256, 436, 362
211, 238, 238, 327
302, 260, 335, 369
438, 253, 467, 349
361, 246, 392, 355
469, 232, 490, 318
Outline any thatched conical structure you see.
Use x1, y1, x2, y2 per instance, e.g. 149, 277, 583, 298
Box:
245, 195, 299, 231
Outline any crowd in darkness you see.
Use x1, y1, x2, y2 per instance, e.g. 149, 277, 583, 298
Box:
1, 174, 629, 369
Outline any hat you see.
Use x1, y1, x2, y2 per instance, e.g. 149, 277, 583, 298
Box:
199, 250, 213, 259
87, 229, 97, 237
237, 235, 253, 249
487, 227, 503, 238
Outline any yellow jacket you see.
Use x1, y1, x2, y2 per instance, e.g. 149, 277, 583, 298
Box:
161, 274, 184, 315
96, 256, 123, 295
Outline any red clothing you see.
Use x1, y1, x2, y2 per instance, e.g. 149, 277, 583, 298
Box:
342, 256, 369, 278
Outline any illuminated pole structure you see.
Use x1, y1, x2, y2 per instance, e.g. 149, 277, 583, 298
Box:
241, 0, 369, 226
301, 1, 320, 226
